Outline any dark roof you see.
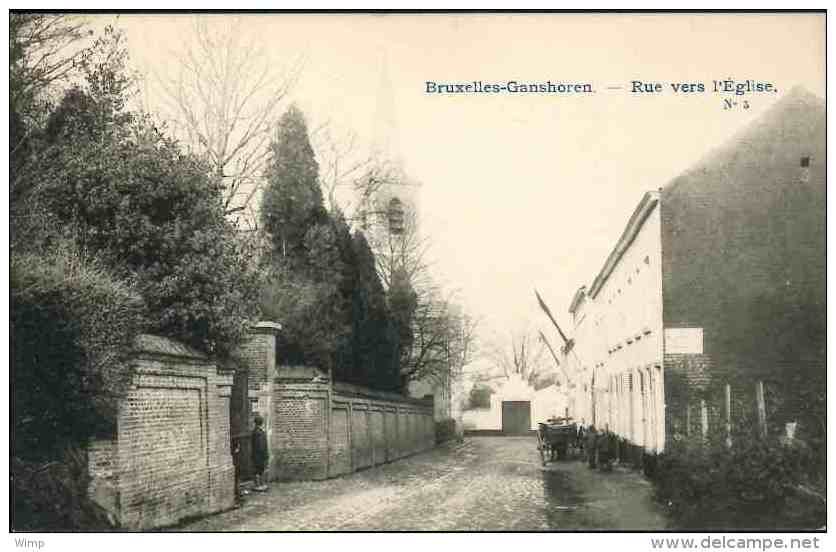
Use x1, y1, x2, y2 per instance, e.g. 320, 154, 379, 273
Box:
133, 334, 207, 360
664, 86, 824, 197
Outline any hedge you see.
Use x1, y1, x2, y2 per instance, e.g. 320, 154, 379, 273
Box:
11, 244, 145, 460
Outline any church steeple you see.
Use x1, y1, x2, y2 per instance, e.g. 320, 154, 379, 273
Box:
372, 51, 402, 168
369, 51, 420, 220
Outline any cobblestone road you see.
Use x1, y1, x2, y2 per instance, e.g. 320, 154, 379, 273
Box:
176, 436, 669, 531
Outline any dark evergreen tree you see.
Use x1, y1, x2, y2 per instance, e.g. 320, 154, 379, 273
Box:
351, 230, 401, 390
260, 106, 350, 375
388, 267, 418, 376
259, 105, 404, 391
260, 104, 327, 265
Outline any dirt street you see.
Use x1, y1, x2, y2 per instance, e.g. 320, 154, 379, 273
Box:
175, 436, 669, 531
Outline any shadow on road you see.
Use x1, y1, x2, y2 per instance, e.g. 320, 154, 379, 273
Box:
542, 466, 586, 529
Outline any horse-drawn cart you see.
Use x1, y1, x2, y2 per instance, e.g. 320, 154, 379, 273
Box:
537, 418, 577, 465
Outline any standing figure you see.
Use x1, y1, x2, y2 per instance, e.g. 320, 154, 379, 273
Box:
597, 427, 613, 471
252, 414, 269, 492
585, 424, 598, 469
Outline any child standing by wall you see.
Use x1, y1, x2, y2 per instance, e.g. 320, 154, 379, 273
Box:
252, 414, 269, 492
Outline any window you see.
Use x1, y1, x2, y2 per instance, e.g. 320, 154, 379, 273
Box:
800, 156, 811, 168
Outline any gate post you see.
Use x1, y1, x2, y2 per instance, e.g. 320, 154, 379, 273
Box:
235, 321, 282, 480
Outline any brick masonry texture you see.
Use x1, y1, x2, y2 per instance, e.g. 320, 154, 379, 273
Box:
233, 322, 436, 482
87, 335, 235, 530
663, 353, 715, 438
235, 324, 281, 455
271, 378, 435, 481
272, 385, 329, 481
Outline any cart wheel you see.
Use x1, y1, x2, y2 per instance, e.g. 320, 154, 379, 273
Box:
540, 445, 547, 466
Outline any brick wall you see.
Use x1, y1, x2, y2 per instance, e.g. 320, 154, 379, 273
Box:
87, 335, 235, 530
663, 354, 809, 443
663, 353, 715, 439
330, 407, 351, 476
352, 406, 372, 469
272, 380, 329, 481
333, 382, 434, 474
370, 410, 385, 465
384, 410, 398, 461
270, 376, 434, 481
659, 90, 825, 442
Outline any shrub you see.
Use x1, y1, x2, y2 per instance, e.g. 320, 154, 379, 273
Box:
19, 27, 263, 359
651, 432, 809, 528
11, 243, 145, 459
467, 385, 494, 409
33, 114, 263, 357
12, 446, 116, 531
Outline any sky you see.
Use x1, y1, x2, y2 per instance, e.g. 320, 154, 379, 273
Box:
96, 13, 825, 375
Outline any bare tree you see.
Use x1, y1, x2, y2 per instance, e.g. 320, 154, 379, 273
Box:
10, 14, 92, 114
350, 158, 408, 223
359, 189, 475, 386
154, 17, 304, 226
365, 203, 431, 290
486, 326, 549, 382
309, 134, 406, 232
453, 310, 480, 373
310, 122, 375, 215
400, 288, 479, 386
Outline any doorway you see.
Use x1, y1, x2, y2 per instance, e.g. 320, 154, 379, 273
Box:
501, 401, 532, 435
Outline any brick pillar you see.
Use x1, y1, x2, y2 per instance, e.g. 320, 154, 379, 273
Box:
236, 321, 282, 471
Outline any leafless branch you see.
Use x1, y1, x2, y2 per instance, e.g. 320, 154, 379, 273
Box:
10, 14, 92, 111
311, 121, 375, 215
153, 16, 304, 220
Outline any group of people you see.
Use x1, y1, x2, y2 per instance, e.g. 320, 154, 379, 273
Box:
544, 417, 620, 471
582, 423, 619, 471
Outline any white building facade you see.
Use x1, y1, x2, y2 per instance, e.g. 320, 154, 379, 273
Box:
564, 191, 666, 453
462, 373, 569, 432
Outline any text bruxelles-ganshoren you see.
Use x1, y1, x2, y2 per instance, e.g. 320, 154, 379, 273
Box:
425, 80, 593, 94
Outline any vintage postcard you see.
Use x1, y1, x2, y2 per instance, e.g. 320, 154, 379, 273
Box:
8, 10, 826, 541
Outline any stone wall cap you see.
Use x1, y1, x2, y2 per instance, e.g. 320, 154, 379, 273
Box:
252, 321, 282, 333
333, 380, 432, 405
275, 366, 329, 381
133, 334, 208, 360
